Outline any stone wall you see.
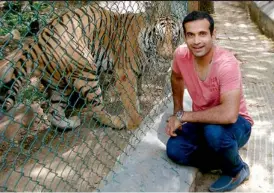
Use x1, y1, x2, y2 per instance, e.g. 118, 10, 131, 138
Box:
241, 1, 274, 41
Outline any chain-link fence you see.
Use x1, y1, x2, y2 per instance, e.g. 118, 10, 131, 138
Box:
0, 1, 187, 191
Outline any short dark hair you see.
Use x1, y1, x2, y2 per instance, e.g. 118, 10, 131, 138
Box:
182, 11, 214, 35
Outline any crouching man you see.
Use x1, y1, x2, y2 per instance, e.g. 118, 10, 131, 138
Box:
165, 11, 253, 192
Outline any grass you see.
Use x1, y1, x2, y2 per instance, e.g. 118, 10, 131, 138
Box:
0, 2, 50, 36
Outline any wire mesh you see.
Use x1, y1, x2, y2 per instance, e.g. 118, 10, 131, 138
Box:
0, 1, 188, 191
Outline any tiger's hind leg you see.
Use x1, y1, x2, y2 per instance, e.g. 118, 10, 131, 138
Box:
72, 72, 125, 129
47, 90, 81, 130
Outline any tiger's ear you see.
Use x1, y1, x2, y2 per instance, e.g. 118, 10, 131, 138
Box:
169, 13, 179, 21
145, 7, 158, 25
177, 21, 185, 44
144, 2, 173, 24
144, 1, 157, 24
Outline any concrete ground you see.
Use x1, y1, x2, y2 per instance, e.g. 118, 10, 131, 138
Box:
99, 1, 274, 192
99, 90, 196, 192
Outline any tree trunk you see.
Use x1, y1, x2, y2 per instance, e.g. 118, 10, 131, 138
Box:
199, 1, 214, 14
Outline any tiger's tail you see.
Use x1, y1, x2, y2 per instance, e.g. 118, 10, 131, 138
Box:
1, 49, 38, 111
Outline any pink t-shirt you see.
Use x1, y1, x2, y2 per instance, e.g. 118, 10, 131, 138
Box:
172, 45, 254, 125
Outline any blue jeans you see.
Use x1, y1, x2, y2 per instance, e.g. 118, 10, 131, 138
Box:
166, 115, 252, 177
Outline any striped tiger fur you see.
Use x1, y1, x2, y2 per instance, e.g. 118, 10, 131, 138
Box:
0, 3, 181, 130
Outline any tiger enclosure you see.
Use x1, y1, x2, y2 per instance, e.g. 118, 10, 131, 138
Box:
0, 1, 188, 191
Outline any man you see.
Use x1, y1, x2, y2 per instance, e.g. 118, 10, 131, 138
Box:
165, 11, 253, 192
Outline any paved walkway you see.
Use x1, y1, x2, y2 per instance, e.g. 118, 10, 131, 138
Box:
99, 1, 274, 192
99, 90, 196, 192
192, 1, 274, 192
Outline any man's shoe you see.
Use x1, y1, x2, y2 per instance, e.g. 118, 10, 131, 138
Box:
209, 163, 250, 192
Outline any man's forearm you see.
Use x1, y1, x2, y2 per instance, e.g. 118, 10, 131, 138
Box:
171, 72, 184, 114
173, 94, 183, 114
182, 104, 238, 124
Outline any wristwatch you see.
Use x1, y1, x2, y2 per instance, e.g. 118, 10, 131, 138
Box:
175, 110, 184, 122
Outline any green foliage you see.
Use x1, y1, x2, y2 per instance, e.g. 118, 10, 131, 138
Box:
0, 1, 50, 36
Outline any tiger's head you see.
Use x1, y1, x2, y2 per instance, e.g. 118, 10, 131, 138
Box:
138, 15, 182, 71
153, 16, 181, 60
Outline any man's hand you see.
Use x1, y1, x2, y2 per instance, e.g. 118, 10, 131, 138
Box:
165, 115, 182, 137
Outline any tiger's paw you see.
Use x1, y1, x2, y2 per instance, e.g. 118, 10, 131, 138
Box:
49, 114, 81, 130
110, 116, 126, 130
126, 123, 140, 130
126, 115, 143, 130
1, 100, 14, 112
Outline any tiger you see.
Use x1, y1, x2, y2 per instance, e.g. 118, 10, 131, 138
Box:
0, 2, 182, 130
